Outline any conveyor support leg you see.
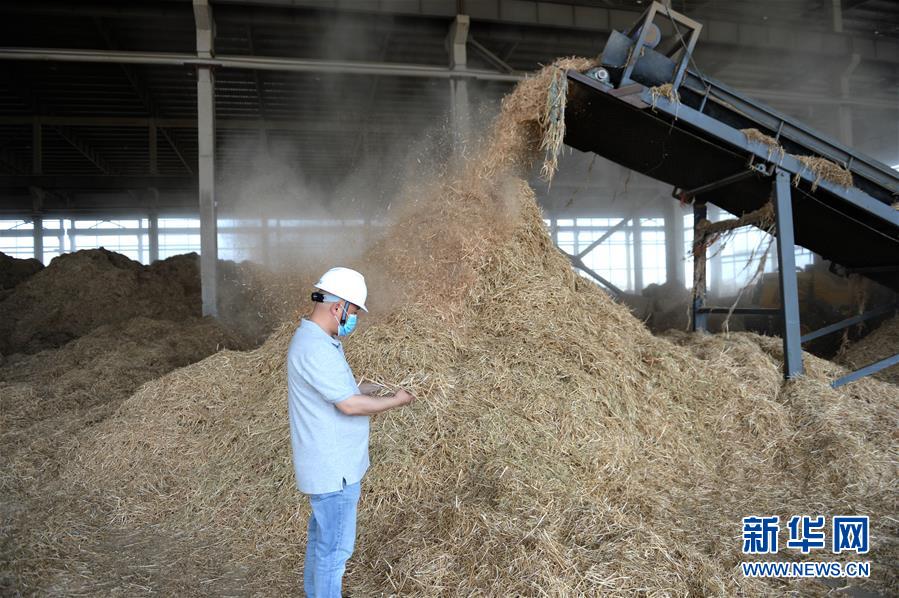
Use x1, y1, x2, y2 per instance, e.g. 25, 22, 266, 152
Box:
691, 201, 708, 332
773, 168, 804, 379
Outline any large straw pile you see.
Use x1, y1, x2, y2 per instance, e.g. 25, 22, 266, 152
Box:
0, 249, 201, 355
0, 248, 286, 356
1, 251, 260, 594
6, 60, 898, 597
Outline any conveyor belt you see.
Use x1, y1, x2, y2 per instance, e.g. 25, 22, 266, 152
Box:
563, 70, 899, 292
560, 0, 898, 384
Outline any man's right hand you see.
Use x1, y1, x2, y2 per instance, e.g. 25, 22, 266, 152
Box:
394, 389, 416, 406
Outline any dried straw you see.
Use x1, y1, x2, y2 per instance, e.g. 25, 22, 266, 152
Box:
792, 154, 853, 192
0, 316, 244, 594
837, 313, 899, 385
4, 56, 898, 597
538, 66, 569, 182
695, 201, 774, 242
649, 82, 680, 111
741, 128, 785, 163
479, 57, 597, 181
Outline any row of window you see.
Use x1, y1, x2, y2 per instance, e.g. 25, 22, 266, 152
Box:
3, 214, 814, 295
0, 217, 382, 265
0, 218, 201, 264
544, 213, 813, 294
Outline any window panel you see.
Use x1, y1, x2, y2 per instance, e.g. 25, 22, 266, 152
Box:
0, 219, 35, 259
640, 226, 666, 289
159, 217, 201, 260
42, 235, 62, 264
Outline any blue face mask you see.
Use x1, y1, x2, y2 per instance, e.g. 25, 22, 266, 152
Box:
335, 301, 358, 337
337, 313, 357, 337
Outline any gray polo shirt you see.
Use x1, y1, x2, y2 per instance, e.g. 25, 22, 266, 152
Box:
287, 319, 370, 495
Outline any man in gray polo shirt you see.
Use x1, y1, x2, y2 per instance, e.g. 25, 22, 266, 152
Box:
288, 267, 415, 598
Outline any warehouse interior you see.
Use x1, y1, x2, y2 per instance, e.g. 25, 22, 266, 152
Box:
2, 1, 897, 289
1, 1, 898, 596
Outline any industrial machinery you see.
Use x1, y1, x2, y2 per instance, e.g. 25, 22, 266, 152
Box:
562, 1, 899, 386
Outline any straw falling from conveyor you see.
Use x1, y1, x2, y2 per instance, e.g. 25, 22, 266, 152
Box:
4, 58, 898, 597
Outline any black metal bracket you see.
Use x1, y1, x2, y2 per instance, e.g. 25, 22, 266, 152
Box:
620, 1, 702, 91
674, 160, 769, 201
830, 263, 899, 277
682, 166, 768, 200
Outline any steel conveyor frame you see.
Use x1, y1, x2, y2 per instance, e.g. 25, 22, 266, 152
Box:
563, 1, 899, 386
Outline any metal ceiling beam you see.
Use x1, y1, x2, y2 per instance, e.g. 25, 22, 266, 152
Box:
93, 18, 156, 113
0, 175, 195, 189
160, 127, 194, 174
94, 17, 194, 174
0, 115, 440, 133
3, 0, 898, 59
93, 17, 195, 175
0, 147, 28, 174
1, 62, 119, 176
468, 37, 520, 75
0, 48, 524, 81
0, 47, 893, 110
52, 125, 116, 174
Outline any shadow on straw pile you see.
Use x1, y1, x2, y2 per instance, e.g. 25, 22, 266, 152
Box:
0, 251, 43, 294
837, 314, 899, 385
4, 58, 898, 597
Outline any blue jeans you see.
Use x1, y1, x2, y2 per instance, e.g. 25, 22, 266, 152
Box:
303, 479, 361, 598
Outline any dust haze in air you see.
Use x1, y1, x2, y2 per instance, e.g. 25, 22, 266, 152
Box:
213, 14, 511, 277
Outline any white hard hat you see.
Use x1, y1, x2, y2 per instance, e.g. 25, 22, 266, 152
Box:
314, 267, 368, 312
